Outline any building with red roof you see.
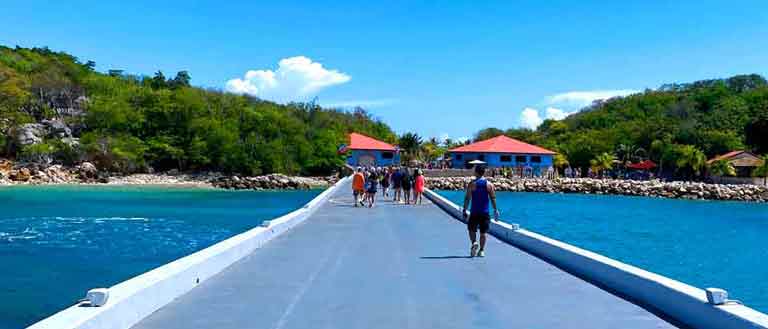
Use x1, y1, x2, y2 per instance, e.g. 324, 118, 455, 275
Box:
706, 150, 764, 177
344, 133, 400, 167
448, 135, 556, 170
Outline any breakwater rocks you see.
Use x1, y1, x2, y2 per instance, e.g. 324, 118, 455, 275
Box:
211, 174, 337, 190
0, 160, 336, 190
427, 177, 768, 202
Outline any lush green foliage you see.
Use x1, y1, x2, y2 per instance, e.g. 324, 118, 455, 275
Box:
472, 74, 768, 179
709, 159, 736, 177
0, 46, 396, 175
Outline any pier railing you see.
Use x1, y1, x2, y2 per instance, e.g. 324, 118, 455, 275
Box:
27, 177, 350, 329
423, 187, 768, 329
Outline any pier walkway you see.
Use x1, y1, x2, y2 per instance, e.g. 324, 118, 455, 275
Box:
132, 180, 674, 329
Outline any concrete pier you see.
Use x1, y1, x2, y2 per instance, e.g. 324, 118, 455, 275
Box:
131, 180, 674, 329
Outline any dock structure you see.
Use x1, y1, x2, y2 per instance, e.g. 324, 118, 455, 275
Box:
29, 177, 768, 329
131, 179, 672, 329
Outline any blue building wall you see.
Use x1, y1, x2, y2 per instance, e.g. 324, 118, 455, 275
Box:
346, 150, 400, 167
450, 152, 553, 169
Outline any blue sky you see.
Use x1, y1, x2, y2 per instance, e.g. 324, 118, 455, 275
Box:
3, 1, 768, 141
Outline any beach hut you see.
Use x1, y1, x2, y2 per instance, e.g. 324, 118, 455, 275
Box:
706, 151, 766, 185
344, 133, 400, 167
448, 135, 555, 171
707, 151, 763, 177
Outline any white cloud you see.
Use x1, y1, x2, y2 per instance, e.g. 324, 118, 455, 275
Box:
322, 99, 396, 108
438, 133, 450, 144
225, 56, 351, 103
547, 89, 639, 108
544, 107, 577, 120
519, 107, 578, 129
520, 107, 543, 129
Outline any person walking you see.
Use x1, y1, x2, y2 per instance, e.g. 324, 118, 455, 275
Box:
413, 169, 425, 205
381, 167, 391, 198
401, 167, 412, 204
366, 172, 379, 208
461, 165, 499, 257
352, 167, 366, 207
392, 166, 402, 202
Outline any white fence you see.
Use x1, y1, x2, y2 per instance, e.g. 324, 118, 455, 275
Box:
28, 177, 350, 329
423, 188, 768, 329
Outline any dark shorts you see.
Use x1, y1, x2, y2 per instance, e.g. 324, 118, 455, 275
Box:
393, 182, 401, 189
468, 213, 490, 233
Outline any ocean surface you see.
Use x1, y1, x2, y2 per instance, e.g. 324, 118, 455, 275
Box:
441, 190, 768, 313
0, 185, 320, 329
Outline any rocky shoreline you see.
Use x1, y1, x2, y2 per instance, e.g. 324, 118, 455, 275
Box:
0, 161, 337, 190
427, 176, 768, 202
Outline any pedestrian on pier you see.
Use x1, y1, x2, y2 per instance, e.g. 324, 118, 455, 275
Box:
352, 167, 366, 207
401, 167, 412, 204
413, 169, 425, 205
392, 166, 402, 202
366, 171, 379, 208
381, 167, 391, 198
462, 165, 500, 257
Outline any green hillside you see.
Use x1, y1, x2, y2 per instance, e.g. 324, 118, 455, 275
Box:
0, 46, 395, 175
473, 74, 768, 177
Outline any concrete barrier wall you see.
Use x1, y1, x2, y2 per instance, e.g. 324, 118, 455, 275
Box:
424, 188, 768, 329
28, 177, 350, 329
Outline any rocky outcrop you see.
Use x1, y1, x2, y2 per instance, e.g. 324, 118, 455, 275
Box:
9, 168, 32, 181
15, 123, 46, 146
41, 119, 72, 138
0, 159, 336, 189
212, 174, 337, 190
13, 120, 76, 148
76, 162, 98, 179
427, 177, 768, 203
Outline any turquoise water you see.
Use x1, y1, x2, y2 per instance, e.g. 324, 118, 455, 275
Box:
441, 191, 768, 312
0, 185, 319, 329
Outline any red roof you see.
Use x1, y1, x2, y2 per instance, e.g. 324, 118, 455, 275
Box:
449, 135, 555, 155
626, 160, 657, 170
707, 150, 746, 164
348, 133, 396, 151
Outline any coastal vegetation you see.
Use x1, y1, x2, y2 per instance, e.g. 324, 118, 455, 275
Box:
0, 46, 395, 176
2, 45, 766, 182
465, 74, 768, 179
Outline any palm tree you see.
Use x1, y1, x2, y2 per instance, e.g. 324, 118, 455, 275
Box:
708, 159, 736, 177
753, 155, 768, 186
553, 153, 569, 169
398, 132, 422, 162
675, 145, 706, 180
590, 152, 616, 178
616, 143, 636, 165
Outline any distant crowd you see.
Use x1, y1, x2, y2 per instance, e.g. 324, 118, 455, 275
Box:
351, 166, 426, 208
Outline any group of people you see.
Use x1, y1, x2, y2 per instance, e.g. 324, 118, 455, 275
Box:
351, 164, 500, 258
351, 166, 426, 208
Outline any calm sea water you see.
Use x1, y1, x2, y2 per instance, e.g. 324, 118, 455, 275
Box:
441, 190, 768, 312
0, 185, 319, 329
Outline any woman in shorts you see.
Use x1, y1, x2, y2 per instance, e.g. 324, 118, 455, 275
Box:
366, 172, 379, 208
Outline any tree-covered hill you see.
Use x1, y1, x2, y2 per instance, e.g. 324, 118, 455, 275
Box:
472, 74, 768, 178
0, 46, 395, 175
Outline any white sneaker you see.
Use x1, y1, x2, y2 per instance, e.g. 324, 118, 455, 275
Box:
477, 250, 485, 257
470, 243, 479, 257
